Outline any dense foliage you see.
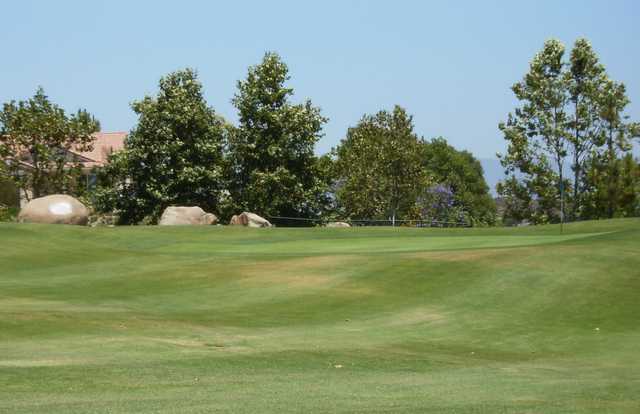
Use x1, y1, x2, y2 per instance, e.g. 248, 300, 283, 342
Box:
226, 52, 331, 220
421, 138, 496, 225
0, 88, 100, 200
333, 109, 495, 226
498, 38, 639, 224
8, 45, 634, 227
94, 69, 228, 224
333, 106, 429, 223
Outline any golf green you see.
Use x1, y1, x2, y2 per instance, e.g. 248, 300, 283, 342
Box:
1, 219, 638, 413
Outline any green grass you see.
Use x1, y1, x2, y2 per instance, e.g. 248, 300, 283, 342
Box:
1, 219, 639, 413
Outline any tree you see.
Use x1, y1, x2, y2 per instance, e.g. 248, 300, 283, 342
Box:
227, 52, 329, 219
421, 138, 496, 225
596, 80, 639, 218
566, 39, 606, 218
334, 106, 428, 223
617, 154, 640, 217
495, 165, 561, 225
582, 153, 640, 219
0, 87, 100, 200
499, 39, 570, 226
95, 69, 228, 224
418, 184, 468, 225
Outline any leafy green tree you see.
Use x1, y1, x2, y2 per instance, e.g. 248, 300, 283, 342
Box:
496, 165, 562, 225
499, 39, 570, 225
312, 153, 340, 221
582, 153, 640, 219
566, 39, 606, 218
421, 138, 496, 225
227, 52, 329, 219
617, 154, 640, 217
499, 38, 640, 224
95, 69, 228, 224
596, 80, 639, 218
0, 163, 19, 208
0, 87, 100, 200
334, 106, 429, 223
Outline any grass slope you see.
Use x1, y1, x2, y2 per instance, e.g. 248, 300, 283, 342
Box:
1, 219, 639, 413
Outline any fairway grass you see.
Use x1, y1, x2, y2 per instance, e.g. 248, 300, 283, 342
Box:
1, 219, 639, 413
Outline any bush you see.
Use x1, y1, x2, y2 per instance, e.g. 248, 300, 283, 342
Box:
0, 204, 19, 222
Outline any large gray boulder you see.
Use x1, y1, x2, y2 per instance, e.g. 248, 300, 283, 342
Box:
159, 206, 218, 226
19, 194, 89, 225
229, 212, 271, 228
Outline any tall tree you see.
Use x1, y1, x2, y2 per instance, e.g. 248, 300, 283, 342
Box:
566, 39, 606, 218
499, 38, 639, 224
228, 52, 329, 219
0, 88, 100, 200
334, 106, 428, 223
499, 39, 570, 225
95, 69, 228, 224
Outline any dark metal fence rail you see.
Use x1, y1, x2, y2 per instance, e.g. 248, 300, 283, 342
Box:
266, 215, 470, 228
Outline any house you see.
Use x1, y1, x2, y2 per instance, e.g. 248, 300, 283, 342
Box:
72, 131, 127, 170
1, 132, 127, 207
69, 131, 127, 190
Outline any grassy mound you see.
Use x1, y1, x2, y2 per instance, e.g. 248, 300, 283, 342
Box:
1, 219, 639, 413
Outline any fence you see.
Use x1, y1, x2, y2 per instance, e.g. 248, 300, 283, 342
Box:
266, 215, 470, 228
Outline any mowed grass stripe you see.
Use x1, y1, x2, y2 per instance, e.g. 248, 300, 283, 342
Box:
0, 219, 639, 413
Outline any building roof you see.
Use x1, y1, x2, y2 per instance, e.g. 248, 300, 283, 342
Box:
71, 131, 127, 168
3, 131, 127, 172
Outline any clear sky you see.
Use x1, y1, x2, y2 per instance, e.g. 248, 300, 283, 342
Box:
2, 0, 639, 160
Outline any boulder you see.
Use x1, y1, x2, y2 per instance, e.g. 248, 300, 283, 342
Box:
159, 206, 218, 226
326, 221, 351, 228
18, 194, 89, 225
229, 212, 271, 228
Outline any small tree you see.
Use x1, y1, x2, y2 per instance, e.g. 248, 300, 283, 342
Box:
0, 88, 100, 200
228, 52, 329, 219
95, 69, 228, 224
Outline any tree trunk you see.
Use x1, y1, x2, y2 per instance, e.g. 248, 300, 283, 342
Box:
558, 160, 564, 232
30, 142, 42, 199
572, 153, 580, 220
571, 99, 580, 221
32, 165, 41, 199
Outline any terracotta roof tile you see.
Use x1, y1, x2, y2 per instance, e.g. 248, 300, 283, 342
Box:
74, 131, 127, 167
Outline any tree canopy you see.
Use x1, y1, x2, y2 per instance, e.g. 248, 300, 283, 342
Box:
498, 38, 639, 224
226, 52, 330, 219
333, 106, 429, 223
421, 138, 496, 225
0, 87, 100, 200
95, 69, 228, 224
8, 46, 633, 227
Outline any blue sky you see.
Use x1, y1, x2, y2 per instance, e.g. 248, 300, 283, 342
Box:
2, 0, 639, 163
